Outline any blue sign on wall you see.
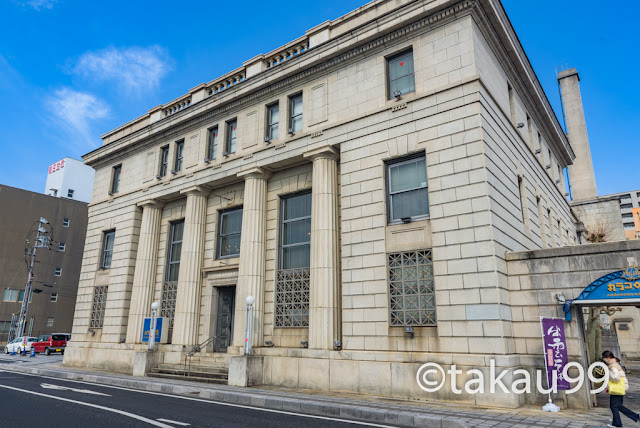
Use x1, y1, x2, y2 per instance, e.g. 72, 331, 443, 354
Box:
142, 317, 163, 343
575, 265, 640, 303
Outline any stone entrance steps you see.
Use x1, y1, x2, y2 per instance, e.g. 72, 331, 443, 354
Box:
147, 363, 228, 385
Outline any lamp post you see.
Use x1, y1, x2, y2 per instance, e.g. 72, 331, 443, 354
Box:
244, 296, 255, 355
148, 301, 159, 351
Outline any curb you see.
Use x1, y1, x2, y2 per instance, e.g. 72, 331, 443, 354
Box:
0, 363, 467, 428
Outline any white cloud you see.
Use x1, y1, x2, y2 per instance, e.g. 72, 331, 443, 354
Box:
47, 88, 110, 151
73, 46, 171, 92
14, 0, 58, 10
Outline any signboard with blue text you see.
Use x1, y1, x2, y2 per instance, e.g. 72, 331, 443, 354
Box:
142, 317, 168, 344
575, 265, 640, 305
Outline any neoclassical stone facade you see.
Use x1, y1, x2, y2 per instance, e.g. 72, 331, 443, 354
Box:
64, 0, 604, 409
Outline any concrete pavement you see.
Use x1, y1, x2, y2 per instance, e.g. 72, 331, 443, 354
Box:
0, 354, 619, 428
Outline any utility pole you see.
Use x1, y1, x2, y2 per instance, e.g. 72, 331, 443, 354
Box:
16, 217, 50, 338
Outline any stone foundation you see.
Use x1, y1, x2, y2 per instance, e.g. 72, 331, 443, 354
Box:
228, 348, 590, 409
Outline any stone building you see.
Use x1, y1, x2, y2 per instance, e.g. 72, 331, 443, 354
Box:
64, 0, 624, 409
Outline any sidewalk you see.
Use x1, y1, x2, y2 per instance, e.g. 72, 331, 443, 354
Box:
0, 358, 610, 428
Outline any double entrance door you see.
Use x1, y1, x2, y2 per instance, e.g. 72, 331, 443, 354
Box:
213, 286, 235, 353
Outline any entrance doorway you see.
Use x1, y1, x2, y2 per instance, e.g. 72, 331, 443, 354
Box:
214, 286, 235, 353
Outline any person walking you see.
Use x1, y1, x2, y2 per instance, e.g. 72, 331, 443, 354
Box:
603, 350, 640, 427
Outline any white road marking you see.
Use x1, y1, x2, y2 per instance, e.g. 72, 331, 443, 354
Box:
0, 383, 172, 427
156, 419, 190, 426
40, 382, 111, 396
2, 369, 395, 427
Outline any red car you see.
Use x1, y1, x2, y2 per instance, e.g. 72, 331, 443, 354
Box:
32, 334, 68, 355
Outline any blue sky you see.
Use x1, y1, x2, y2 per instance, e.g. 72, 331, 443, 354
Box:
0, 0, 637, 196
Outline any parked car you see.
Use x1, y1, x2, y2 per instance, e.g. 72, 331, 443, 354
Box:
4, 336, 37, 354
31, 334, 69, 355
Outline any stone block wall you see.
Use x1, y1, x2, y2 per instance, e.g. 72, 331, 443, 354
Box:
572, 197, 625, 242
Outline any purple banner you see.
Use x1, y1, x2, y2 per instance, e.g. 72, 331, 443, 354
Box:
541, 318, 570, 391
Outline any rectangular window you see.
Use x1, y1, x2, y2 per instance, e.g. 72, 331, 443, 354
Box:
54, 267, 62, 276
111, 165, 121, 194
17, 290, 31, 302
207, 127, 218, 160
62, 218, 70, 227
0, 321, 10, 333
280, 192, 311, 269
58, 242, 66, 251
386, 155, 429, 223
51, 293, 58, 302
266, 102, 279, 140
174, 140, 184, 172
2, 289, 18, 302
387, 50, 415, 99
46, 318, 54, 327
275, 191, 311, 328
288, 94, 302, 133
101, 230, 115, 269
159, 146, 169, 177
90, 286, 108, 328
162, 220, 184, 328
67, 189, 74, 198
225, 120, 237, 154
388, 250, 436, 326
218, 207, 243, 258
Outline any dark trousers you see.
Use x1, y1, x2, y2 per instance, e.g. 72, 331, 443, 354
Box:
610, 394, 639, 427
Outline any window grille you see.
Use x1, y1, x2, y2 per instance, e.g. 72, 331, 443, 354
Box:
275, 268, 310, 327
90, 286, 108, 328
160, 281, 178, 328
162, 220, 184, 328
275, 191, 311, 327
388, 250, 436, 326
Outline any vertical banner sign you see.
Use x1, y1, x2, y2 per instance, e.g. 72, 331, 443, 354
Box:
541, 318, 570, 390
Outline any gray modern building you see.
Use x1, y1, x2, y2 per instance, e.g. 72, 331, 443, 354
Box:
0, 185, 88, 342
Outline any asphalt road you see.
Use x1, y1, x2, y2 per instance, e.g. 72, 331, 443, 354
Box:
0, 369, 394, 428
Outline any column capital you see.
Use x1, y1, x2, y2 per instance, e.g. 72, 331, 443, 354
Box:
237, 166, 272, 181
179, 185, 210, 197
136, 199, 165, 209
303, 145, 339, 162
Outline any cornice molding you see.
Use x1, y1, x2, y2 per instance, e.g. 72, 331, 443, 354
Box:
83, 0, 476, 168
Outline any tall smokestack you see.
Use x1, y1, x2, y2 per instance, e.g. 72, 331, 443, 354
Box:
557, 68, 597, 201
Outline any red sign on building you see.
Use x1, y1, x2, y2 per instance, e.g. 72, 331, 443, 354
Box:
48, 159, 65, 174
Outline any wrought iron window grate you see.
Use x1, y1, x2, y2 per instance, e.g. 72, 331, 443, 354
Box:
275, 267, 310, 327
90, 285, 108, 328
388, 250, 436, 326
161, 281, 178, 328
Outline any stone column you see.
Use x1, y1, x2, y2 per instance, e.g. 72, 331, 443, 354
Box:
304, 146, 341, 350
172, 186, 208, 346
232, 167, 271, 349
125, 200, 164, 344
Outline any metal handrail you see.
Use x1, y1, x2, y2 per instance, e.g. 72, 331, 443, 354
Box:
183, 336, 216, 376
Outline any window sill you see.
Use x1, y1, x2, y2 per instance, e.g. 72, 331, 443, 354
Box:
387, 215, 430, 226
385, 90, 418, 108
